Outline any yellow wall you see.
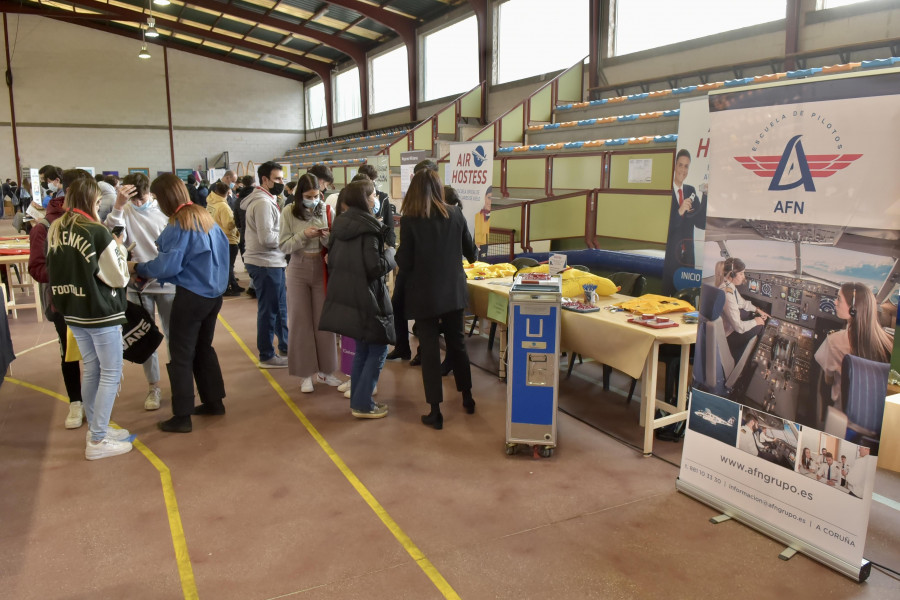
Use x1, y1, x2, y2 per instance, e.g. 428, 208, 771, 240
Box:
506, 158, 546, 189
551, 155, 605, 190
530, 195, 589, 241
490, 206, 522, 242
609, 151, 674, 190
595, 193, 669, 243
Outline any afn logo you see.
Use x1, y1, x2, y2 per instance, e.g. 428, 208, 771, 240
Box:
734, 135, 861, 192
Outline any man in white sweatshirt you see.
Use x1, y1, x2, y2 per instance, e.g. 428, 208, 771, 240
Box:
241, 161, 289, 368
104, 172, 174, 408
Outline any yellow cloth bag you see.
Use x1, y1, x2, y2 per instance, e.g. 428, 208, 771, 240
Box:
464, 261, 517, 279
65, 327, 82, 362
615, 294, 695, 315
517, 265, 618, 298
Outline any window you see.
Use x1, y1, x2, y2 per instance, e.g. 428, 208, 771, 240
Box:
614, 0, 786, 56
371, 46, 409, 113
423, 16, 479, 101
306, 81, 325, 130
334, 67, 361, 123
496, 0, 588, 84
822, 0, 873, 7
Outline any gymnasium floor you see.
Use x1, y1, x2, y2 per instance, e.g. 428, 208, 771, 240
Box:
2, 223, 899, 599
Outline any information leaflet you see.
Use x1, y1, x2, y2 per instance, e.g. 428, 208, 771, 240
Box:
679, 69, 900, 577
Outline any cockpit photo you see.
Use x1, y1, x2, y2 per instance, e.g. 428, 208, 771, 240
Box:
693, 218, 898, 455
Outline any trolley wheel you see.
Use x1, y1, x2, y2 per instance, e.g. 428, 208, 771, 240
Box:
539, 446, 553, 458
505, 443, 518, 455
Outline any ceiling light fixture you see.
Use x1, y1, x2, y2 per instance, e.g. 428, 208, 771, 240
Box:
153, 0, 171, 5
138, 29, 151, 59
146, 16, 159, 38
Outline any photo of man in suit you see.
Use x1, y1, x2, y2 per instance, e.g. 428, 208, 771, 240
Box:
662, 149, 706, 294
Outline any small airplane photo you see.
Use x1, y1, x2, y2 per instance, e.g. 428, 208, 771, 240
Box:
694, 408, 735, 427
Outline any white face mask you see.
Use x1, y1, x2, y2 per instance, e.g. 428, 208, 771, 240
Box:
48, 181, 59, 193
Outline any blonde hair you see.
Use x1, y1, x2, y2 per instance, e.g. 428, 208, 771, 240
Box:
47, 177, 102, 252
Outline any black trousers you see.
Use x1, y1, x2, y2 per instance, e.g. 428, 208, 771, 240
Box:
228, 244, 239, 288
391, 271, 410, 353
51, 311, 82, 403
167, 286, 225, 417
416, 309, 472, 406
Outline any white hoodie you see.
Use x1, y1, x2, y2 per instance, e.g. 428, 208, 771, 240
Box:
104, 198, 171, 294
240, 186, 286, 268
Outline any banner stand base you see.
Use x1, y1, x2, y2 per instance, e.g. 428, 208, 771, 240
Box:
779, 547, 799, 561
709, 514, 732, 524
676, 477, 871, 583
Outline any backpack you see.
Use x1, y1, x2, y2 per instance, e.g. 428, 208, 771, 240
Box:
36, 218, 56, 320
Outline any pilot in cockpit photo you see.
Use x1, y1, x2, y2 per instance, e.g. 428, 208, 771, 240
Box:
716, 257, 770, 362
814, 282, 893, 413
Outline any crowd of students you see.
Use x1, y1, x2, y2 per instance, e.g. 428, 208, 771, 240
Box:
26, 159, 477, 460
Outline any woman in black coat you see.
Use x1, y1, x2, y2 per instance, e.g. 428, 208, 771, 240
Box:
319, 180, 396, 419
396, 170, 477, 429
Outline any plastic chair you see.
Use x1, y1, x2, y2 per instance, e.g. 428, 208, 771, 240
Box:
569, 264, 591, 272
511, 257, 539, 271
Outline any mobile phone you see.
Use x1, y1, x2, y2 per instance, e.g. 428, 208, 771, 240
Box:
111, 225, 125, 236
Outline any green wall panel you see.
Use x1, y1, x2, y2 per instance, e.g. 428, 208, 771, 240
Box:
529, 85, 552, 123
437, 106, 456, 136
460, 86, 482, 118
413, 125, 433, 152
530, 195, 588, 241
595, 193, 669, 244
500, 105, 524, 144
551, 155, 604, 190
608, 151, 673, 190
493, 160, 502, 188
506, 158, 545, 189
557, 64, 583, 102
491, 207, 521, 241
389, 142, 404, 169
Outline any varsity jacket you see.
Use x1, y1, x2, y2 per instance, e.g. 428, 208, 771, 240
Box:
47, 218, 129, 328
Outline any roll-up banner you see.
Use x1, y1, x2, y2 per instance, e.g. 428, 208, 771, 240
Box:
678, 68, 900, 582
663, 97, 710, 295
445, 141, 493, 257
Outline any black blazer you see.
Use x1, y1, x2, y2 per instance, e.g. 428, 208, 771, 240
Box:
396, 206, 476, 320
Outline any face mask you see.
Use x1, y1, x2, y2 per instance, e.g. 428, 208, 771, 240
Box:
133, 200, 151, 212
48, 182, 59, 193
228, 182, 235, 189
302, 197, 319, 209
372, 197, 381, 214
269, 182, 285, 197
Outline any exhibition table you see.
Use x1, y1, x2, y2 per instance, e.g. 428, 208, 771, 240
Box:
0, 252, 42, 322
467, 277, 697, 456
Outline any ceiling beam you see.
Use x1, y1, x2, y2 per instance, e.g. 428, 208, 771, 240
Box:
21, 0, 331, 80
50, 16, 309, 83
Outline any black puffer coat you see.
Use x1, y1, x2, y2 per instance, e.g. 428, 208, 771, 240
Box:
318, 207, 396, 344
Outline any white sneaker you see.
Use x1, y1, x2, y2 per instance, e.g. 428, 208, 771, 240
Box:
316, 372, 344, 387
85, 438, 133, 461
300, 377, 314, 393
259, 355, 289, 369
65, 402, 84, 429
86, 427, 131, 443
345, 385, 376, 399
337, 380, 351, 393
144, 388, 161, 411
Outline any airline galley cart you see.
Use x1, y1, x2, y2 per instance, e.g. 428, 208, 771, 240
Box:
505, 274, 562, 458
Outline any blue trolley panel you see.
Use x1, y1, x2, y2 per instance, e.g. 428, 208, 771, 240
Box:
510, 304, 558, 426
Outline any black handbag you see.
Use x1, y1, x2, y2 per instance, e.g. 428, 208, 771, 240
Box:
122, 300, 164, 364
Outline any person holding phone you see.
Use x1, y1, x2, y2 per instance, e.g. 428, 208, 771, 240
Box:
105, 172, 174, 411
278, 173, 341, 394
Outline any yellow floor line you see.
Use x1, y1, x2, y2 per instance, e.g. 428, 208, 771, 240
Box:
5, 378, 200, 600
218, 315, 461, 600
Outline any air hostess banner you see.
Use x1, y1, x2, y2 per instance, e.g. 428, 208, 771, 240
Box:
445, 141, 494, 258
678, 68, 900, 576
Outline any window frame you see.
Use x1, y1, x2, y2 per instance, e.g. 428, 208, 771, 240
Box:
305, 80, 326, 131
420, 13, 480, 103
369, 43, 410, 115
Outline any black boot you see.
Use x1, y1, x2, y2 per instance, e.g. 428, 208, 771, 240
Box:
440, 359, 453, 376
421, 404, 443, 430
409, 350, 422, 367
462, 390, 475, 415
194, 402, 226, 416
158, 415, 192, 433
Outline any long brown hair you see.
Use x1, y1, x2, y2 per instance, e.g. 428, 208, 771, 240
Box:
47, 177, 103, 251
840, 282, 893, 363
290, 173, 323, 221
150, 173, 215, 233
401, 169, 447, 219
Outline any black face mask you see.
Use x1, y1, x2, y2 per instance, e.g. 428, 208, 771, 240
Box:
269, 182, 285, 197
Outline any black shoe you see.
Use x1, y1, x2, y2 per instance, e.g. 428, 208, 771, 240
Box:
158, 416, 192, 433
194, 403, 225, 416
232, 283, 245, 292
245, 288, 256, 298
385, 348, 411, 361
441, 362, 453, 377
223, 288, 241, 297
409, 352, 421, 367
421, 410, 443, 430
462, 391, 475, 415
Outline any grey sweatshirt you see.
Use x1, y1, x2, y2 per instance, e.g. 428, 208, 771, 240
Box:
240, 187, 287, 268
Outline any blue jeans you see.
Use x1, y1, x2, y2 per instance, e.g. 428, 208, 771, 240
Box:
69, 325, 123, 442
127, 290, 175, 385
349, 340, 387, 413
246, 264, 289, 361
